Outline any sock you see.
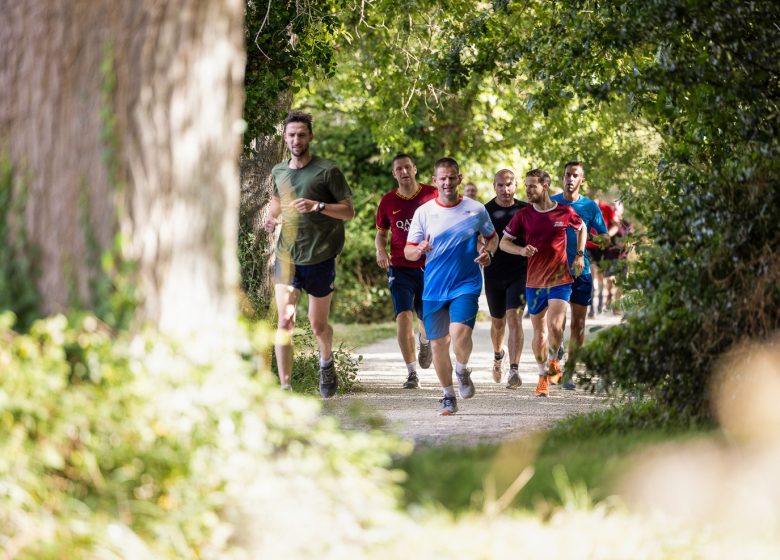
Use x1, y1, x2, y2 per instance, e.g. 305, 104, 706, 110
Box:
494, 349, 505, 361
320, 354, 333, 368
406, 362, 417, 373
419, 333, 429, 345
455, 360, 468, 374
547, 347, 557, 362
443, 385, 456, 398
510, 363, 518, 371
281, 383, 292, 391
537, 361, 546, 375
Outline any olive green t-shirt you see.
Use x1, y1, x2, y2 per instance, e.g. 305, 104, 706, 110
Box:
271, 156, 352, 265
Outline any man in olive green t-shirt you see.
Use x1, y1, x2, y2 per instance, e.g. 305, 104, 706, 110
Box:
263, 111, 354, 398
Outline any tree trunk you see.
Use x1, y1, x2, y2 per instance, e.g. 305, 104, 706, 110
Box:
0, 1, 245, 343
239, 91, 291, 316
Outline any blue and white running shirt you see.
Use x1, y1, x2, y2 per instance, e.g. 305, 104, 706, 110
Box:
407, 197, 496, 301
550, 193, 607, 276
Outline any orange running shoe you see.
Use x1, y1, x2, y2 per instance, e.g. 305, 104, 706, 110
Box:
535, 374, 549, 397
547, 359, 562, 385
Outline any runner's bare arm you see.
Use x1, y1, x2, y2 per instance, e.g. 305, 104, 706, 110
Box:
263, 196, 282, 232
375, 229, 390, 268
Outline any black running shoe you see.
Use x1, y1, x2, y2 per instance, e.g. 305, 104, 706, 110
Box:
319, 362, 338, 398
403, 370, 420, 389
418, 340, 432, 369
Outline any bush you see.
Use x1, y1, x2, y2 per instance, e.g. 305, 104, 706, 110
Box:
0, 311, 407, 558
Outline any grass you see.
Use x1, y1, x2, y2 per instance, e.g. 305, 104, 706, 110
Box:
332, 321, 397, 350
395, 400, 717, 514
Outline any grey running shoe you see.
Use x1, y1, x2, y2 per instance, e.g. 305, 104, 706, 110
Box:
437, 395, 458, 415
319, 362, 338, 398
506, 369, 522, 389
456, 368, 475, 399
492, 349, 506, 383
403, 370, 420, 389
418, 339, 432, 369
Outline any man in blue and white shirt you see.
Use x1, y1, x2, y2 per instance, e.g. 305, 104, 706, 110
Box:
405, 157, 497, 415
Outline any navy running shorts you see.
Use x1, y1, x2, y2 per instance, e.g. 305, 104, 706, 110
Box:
274, 257, 336, 298
388, 266, 424, 319
570, 273, 593, 307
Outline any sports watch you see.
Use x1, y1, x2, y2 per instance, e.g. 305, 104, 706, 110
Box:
316, 201, 326, 213
575, 250, 585, 257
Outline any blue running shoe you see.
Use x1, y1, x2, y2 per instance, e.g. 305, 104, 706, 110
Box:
437, 395, 458, 415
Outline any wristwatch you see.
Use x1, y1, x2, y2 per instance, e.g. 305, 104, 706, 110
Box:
575, 250, 585, 257
487, 250, 495, 259
316, 201, 326, 213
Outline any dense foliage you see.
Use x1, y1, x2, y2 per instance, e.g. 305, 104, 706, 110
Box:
294, 0, 780, 416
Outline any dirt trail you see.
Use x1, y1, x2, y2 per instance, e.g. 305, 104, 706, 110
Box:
325, 310, 622, 446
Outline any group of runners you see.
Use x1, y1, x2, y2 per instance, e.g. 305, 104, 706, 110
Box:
266, 110, 618, 415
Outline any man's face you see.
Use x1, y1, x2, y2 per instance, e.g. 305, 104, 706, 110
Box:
493, 172, 516, 204
433, 165, 462, 203
392, 157, 417, 189
525, 177, 546, 204
463, 184, 478, 199
283, 122, 312, 158
563, 165, 584, 196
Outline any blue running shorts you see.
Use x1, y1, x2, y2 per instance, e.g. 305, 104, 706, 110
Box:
526, 284, 573, 316
423, 294, 480, 340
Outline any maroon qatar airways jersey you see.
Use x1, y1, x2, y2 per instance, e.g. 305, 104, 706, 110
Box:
376, 183, 437, 268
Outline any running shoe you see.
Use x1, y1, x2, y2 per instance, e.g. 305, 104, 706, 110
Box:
418, 339, 432, 369
535, 374, 549, 397
492, 349, 506, 383
547, 359, 563, 385
506, 368, 522, 389
403, 370, 420, 389
319, 362, 338, 398
562, 380, 576, 390
456, 368, 475, 399
437, 395, 458, 415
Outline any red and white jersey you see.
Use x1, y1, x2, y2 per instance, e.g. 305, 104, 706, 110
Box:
503, 203, 583, 288
376, 183, 437, 268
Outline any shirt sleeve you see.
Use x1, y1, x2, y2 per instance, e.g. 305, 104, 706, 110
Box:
567, 207, 584, 230
407, 207, 424, 245
503, 211, 523, 240
326, 165, 352, 201
376, 195, 389, 231
478, 206, 496, 238
590, 200, 608, 235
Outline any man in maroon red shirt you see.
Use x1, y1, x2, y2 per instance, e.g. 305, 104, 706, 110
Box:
500, 169, 586, 397
375, 153, 438, 389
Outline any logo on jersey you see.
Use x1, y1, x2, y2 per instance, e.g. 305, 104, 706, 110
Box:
554, 221, 565, 228
392, 210, 401, 214
396, 218, 412, 231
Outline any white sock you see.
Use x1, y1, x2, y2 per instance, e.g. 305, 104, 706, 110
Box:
443, 385, 456, 398
281, 383, 292, 391
537, 361, 546, 375
455, 360, 469, 374
419, 333, 429, 345
547, 347, 557, 361
406, 362, 417, 373
320, 354, 333, 368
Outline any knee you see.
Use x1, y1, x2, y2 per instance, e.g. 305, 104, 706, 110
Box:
310, 320, 331, 338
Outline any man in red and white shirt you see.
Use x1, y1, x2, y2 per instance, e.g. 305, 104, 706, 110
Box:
375, 153, 437, 389
500, 169, 586, 397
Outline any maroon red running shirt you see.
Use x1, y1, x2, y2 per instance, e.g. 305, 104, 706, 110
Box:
503, 203, 583, 288
376, 183, 437, 268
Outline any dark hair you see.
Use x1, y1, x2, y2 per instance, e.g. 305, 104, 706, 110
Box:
434, 157, 460, 174
392, 153, 416, 166
564, 160, 585, 176
283, 110, 313, 134
526, 168, 551, 185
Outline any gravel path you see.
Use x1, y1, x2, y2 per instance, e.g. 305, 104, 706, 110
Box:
324, 308, 622, 446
